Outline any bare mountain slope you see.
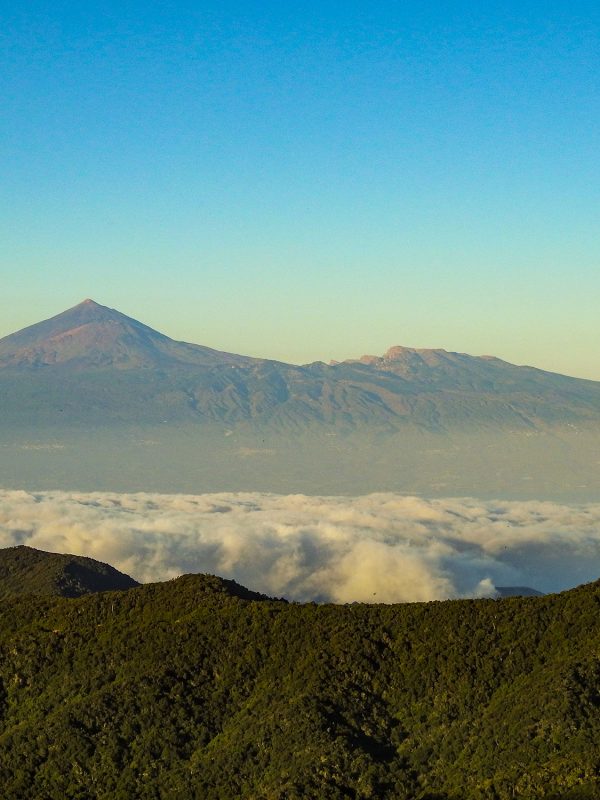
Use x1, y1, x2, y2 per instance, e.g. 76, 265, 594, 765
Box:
0, 299, 255, 369
1, 300, 600, 434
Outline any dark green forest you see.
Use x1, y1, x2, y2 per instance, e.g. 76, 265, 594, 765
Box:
0, 556, 599, 798
0, 546, 139, 600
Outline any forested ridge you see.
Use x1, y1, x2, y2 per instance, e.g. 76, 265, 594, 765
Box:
0, 569, 599, 798
0, 545, 139, 599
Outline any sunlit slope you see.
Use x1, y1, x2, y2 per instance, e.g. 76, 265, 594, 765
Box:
0, 570, 598, 798
1, 300, 600, 432
0, 299, 254, 370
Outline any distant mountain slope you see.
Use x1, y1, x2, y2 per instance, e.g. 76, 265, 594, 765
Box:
1, 299, 600, 434
0, 299, 255, 369
0, 563, 597, 798
342, 343, 597, 396
495, 585, 544, 598
0, 545, 139, 599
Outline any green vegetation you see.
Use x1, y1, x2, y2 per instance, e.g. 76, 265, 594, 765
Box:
0, 567, 598, 798
0, 545, 139, 599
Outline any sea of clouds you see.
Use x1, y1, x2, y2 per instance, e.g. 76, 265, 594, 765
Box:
1, 490, 600, 602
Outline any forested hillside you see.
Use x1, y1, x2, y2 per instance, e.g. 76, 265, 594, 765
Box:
0, 545, 139, 599
0, 572, 598, 798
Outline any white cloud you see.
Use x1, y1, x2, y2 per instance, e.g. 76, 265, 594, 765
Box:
1, 490, 599, 602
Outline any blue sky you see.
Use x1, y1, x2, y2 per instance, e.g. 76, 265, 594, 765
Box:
2, 1, 599, 377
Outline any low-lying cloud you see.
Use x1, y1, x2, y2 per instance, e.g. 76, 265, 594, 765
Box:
1, 490, 600, 602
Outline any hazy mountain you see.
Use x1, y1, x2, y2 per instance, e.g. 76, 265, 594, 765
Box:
0, 298, 254, 370
0, 554, 597, 798
2, 300, 600, 497
0, 545, 139, 599
2, 299, 600, 432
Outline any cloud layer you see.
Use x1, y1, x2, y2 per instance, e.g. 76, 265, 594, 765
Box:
1, 490, 600, 602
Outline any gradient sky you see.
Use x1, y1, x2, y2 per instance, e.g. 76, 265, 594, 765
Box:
2, 1, 599, 377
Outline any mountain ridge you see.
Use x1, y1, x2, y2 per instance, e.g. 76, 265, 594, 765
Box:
1, 299, 596, 384
0, 544, 543, 602
0, 544, 139, 599
0, 551, 597, 798
2, 298, 600, 433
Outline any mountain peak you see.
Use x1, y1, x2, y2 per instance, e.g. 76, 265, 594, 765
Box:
344, 345, 451, 368
0, 301, 254, 370
68, 298, 116, 318
383, 345, 446, 359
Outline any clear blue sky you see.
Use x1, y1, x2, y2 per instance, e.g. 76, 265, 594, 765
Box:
2, 1, 599, 377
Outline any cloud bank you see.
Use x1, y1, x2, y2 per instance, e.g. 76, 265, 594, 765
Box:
1, 490, 600, 602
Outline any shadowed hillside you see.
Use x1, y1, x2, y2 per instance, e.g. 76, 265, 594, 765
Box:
0, 545, 139, 599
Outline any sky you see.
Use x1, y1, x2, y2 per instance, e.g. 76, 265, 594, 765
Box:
2, 1, 599, 377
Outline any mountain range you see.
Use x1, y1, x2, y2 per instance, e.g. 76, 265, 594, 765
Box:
1, 299, 599, 497
2, 298, 600, 431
